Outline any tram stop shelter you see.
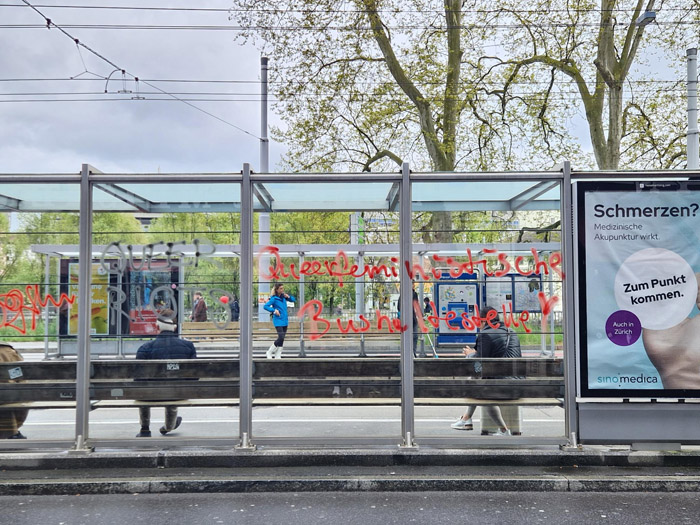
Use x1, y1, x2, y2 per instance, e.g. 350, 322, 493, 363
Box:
1, 163, 699, 452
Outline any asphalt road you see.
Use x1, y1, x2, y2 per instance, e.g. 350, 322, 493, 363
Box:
1, 491, 698, 525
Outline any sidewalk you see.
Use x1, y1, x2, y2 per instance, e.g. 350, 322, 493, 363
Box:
3, 446, 700, 495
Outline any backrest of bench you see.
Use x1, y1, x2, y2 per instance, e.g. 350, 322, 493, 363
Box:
0, 358, 563, 402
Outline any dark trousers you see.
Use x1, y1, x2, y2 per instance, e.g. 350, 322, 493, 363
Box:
274, 325, 288, 347
0, 408, 28, 438
139, 406, 179, 431
412, 326, 420, 357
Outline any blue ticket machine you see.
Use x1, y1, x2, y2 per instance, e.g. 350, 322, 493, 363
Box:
434, 272, 480, 347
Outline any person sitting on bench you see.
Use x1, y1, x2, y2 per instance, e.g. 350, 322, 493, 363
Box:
0, 342, 29, 439
135, 309, 197, 437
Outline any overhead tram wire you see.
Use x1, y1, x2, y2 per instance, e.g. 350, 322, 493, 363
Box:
0, 3, 695, 15
0, 90, 683, 103
16, 0, 260, 140
0, 77, 686, 87
3, 20, 699, 30
0, 82, 688, 97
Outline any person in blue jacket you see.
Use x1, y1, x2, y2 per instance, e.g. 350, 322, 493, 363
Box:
263, 283, 296, 359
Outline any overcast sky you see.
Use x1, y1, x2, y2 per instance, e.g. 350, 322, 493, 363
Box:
0, 1, 283, 174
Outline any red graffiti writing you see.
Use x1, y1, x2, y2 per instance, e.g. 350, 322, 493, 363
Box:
423, 302, 533, 334
257, 245, 564, 285
410, 248, 564, 280
296, 296, 560, 341
537, 291, 560, 332
258, 246, 399, 287
297, 300, 331, 340
298, 299, 405, 340
0, 285, 76, 335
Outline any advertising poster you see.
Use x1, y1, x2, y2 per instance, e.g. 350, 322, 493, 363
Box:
126, 265, 178, 335
577, 181, 700, 397
68, 262, 110, 335
513, 276, 542, 313
484, 276, 513, 309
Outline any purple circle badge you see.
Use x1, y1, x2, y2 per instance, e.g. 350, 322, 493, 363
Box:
605, 310, 642, 346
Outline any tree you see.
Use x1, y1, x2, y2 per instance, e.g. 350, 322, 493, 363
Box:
231, 1, 691, 174
233, 0, 524, 241
488, 0, 691, 170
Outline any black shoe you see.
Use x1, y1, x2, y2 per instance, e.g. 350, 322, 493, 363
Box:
160, 416, 182, 435
136, 429, 151, 438
8, 432, 26, 439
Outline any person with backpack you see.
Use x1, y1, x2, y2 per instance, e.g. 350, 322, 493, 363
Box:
263, 283, 296, 359
450, 306, 521, 436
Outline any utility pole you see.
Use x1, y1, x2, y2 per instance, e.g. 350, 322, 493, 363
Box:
688, 48, 699, 170
350, 213, 365, 318
258, 56, 270, 319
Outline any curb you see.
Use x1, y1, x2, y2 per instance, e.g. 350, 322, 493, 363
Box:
3, 475, 700, 495
4, 447, 700, 470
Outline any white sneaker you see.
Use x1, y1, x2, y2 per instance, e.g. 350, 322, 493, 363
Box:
451, 418, 473, 430
494, 428, 512, 436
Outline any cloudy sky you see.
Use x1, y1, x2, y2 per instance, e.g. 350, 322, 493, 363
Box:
0, 1, 283, 174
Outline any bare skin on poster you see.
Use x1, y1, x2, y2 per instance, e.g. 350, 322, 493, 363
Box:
643, 273, 700, 389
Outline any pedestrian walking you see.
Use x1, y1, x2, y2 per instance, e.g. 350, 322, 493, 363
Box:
451, 306, 521, 436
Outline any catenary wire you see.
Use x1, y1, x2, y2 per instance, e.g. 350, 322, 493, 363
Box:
13, 0, 261, 139
2, 21, 697, 30
0, 3, 694, 15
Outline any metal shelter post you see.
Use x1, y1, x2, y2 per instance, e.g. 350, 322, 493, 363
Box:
43, 254, 51, 359
298, 253, 306, 357
561, 161, 579, 446
238, 163, 255, 449
356, 251, 366, 357
399, 162, 416, 447
74, 164, 94, 451
257, 56, 271, 321
688, 48, 699, 170
417, 271, 426, 358
350, 213, 367, 357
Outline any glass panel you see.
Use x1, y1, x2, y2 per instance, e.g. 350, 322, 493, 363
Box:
411, 179, 565, 441
0, 183, 80, 441
255, 182, 395, 211
88, 182, 240, 441
253, 181, 402, 442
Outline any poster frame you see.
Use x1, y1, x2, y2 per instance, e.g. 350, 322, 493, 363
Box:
576, 179, 700, 399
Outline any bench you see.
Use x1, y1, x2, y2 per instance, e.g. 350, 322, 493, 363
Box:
0, 357, 563, 411
180, 320, 402, 357
181, 321, 400, 340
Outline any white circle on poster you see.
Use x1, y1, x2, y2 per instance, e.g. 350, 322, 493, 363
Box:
613, 248, 696, 330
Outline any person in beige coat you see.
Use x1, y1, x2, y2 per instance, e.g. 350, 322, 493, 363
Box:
0, 342, 29, 439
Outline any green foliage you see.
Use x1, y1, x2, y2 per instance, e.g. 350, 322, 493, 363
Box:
0, 212, 147, 287
147, 212, 242, 298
